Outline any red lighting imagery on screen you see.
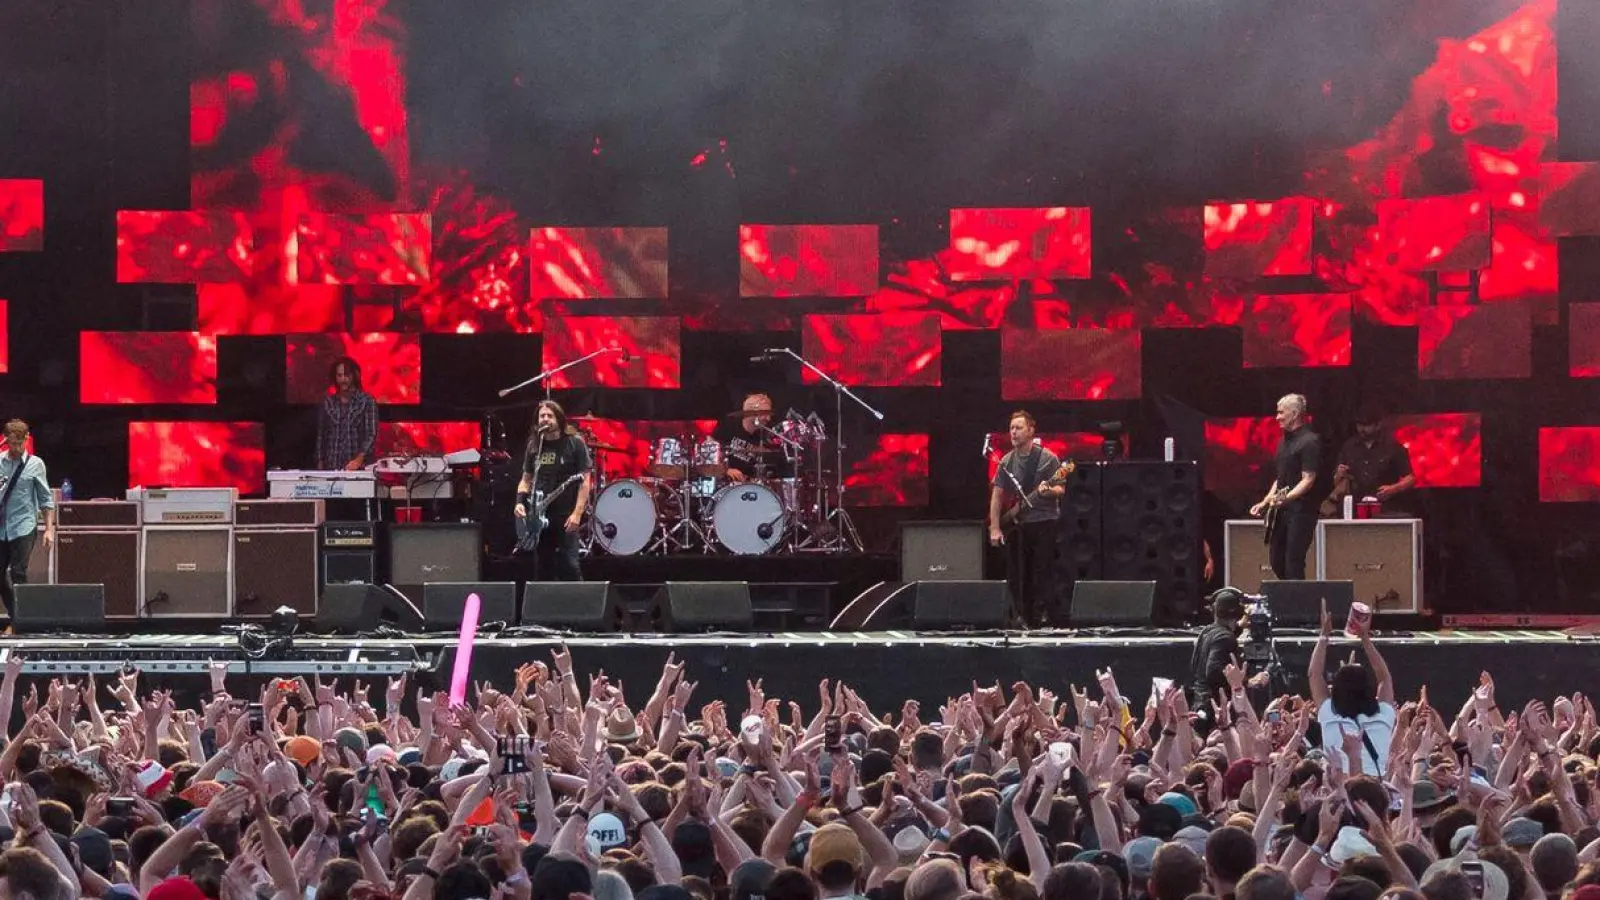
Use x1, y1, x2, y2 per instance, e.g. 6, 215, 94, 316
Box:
543, 316, 680, 389
0, 301, 7, 374
1375, 195, 1491, 271
1390, 413, 1481, 488
1203, 416, 1280, 511
80, 332, 218, 405
291, 213, 431, 285
1000, 328, 1141, 400
197, 283, 345, 335
739, 225, 879, 297
1416, 302, 1532, 379
1538, 162, 1600, 237
862, 255, 1021, 330
0, 180, 44, 252
285, 333, 421, 404
128, 421, 264, 493
1540, 427, 1600, 502
800, 313, 941, 387
1571, 304, 1600, 377
565, 419, 718, 482
116, 210, 253, 283
986, 432, 1110, 482
528, 227, 669, 300
948, 207, 1091, 282
1241, 294, 1352, 368
1203, 198, 1314, 279
842, 434, 929, 507
376, 422, 483, 457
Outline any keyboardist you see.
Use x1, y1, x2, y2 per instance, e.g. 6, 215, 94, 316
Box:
317, 357, 377, 471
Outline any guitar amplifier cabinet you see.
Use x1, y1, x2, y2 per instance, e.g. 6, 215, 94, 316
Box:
234, 529, 320, 618
57, 501, 140, 529
1223, 519, 1323, 593
235, 499, 324, 529
141, 526, 233, 618
54, 530, 141, 618
1317, 519, 1423, 614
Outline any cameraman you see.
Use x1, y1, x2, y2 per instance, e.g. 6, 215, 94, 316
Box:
1187, 587, 1244, 720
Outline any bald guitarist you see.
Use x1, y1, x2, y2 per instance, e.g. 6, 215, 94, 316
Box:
989, 410, 1068, 628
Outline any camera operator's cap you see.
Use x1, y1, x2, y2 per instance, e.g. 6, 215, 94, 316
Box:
587, 811, 628, 849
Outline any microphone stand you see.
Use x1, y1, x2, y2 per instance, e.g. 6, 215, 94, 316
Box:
764, 348, 884, 553
498, 347, 625, 399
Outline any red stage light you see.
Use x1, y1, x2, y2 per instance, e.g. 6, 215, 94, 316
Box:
116, 210, 254, 283
1389, 413, 1482, 488
1203, 198, 1314, 279
1000, 328, 1141, 400
285, 333, 422, 404
80, 332, 218, 405
1540, 427, 1600, 502
528, 227, 669, 300
843, 434, 929, 507
127, 421, 264, 493
739, 225, 879, 297
542, 316, 681, 389
800, 313, 942, 387
1240, 294, 1352, 368
0, 180, 44, 252
1417, 302, 1532, 379
947, 207, 1092, 282
1202, 416, 1282, 511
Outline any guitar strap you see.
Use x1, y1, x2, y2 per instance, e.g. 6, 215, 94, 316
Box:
1017, 447, 1042, 510
0, 453, 27, 541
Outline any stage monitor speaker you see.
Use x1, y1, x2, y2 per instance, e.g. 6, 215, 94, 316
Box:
1099, 461, 1201, 620
651, 582, 753, 632
1070, 580, 1158, 628
912, 580, 1011, 630
1262, 580, 1355, 628
55, 530, 140, 617
422, 582, 518, 629
322, 549, 376, 588
13, 585, 105, 633
141, 527, 232, 618
235, 529, 319, 618
389, 523, 481, 598
523, 582, 620, 631
900, 521, 984, 582
315, 583, 424, 633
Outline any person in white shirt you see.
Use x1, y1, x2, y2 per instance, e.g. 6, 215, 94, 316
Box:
1308, 599, 1397, 778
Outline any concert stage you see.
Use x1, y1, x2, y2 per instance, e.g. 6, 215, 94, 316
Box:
2, 627, 1585, 714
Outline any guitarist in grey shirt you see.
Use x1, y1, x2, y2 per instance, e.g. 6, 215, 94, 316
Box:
988, 410, 1066, 627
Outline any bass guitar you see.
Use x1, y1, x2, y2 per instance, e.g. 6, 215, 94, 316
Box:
515, 473, 587, 554
1000, 461, 1077, 529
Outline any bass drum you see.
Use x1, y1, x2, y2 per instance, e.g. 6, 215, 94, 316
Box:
710, 482, 786, 555
590, 480, 658, 555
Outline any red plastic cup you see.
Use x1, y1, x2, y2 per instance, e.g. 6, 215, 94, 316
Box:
395, 505, 422, 523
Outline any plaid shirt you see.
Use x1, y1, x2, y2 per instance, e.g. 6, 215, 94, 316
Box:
317, 390, 378, 469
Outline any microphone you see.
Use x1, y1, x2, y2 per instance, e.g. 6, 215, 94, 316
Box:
612, 346, 632, 362
750, 352, 772, 363
981, 433, 992, 458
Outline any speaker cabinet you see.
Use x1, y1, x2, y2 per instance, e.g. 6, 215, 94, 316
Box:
1099, 462, 1201, 619
522, 582, 620, 631
651, 582, 753, 632
57, 501, 140, 529
1223, 519, 1325, 593
1261, 580, 1355, 628
900, 521, 985, 582
1057, 463, 1104, 581
389, 523, 481, 599
1070, 581, 1157, 627
13, 585, 105, 633
55, 530, 140, 618
235, 499, 324, 528
912, 580, 1011, 630
234, 529, 319, 618
1317, 519, 1422, 614
142, 526, 232, 618
422, 582, 518, 629
315, 583, 424, 633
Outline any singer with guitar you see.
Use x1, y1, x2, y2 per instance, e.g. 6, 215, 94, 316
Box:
1251, 393, 1320, 580
515, 400, 593, 581
989, 410, 1067, 628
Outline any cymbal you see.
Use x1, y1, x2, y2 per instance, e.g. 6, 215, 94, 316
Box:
587, 441, 626, 452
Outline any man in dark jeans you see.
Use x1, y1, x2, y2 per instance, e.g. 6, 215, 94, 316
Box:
0, 420, 55, 626
515, 400, 592, 582
1252, 394, 1320, 580
988, 410, 1066, 627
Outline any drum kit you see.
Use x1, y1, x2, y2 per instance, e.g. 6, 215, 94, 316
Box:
575, 409, 860, 556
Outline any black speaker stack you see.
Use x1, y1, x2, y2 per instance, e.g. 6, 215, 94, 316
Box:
1055, 461, 1201, 623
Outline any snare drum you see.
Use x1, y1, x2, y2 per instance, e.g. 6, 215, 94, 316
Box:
710, 482, 786, 555
590, 479, 658, 555
692, 438, 726, 477
649, 437, 690, 479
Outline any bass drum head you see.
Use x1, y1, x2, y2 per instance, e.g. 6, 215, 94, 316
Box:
591, 480, 658, 555
711, 482, 785, 555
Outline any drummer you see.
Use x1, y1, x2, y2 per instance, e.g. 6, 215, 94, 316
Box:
712, 392, 792, 483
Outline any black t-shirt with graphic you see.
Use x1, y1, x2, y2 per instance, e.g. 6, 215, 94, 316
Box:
710, 419, 792, 479
522, 434, 592, 522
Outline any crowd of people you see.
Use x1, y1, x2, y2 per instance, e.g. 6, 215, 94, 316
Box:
0, 608, 1595, 900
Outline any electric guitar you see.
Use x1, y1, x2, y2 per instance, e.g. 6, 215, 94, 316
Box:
515, 473, 586, 554
1260, 487, 1290, 545
1000, 461, 1077, 529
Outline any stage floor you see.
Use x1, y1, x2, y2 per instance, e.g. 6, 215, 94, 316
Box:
1, 628, 1586, 713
